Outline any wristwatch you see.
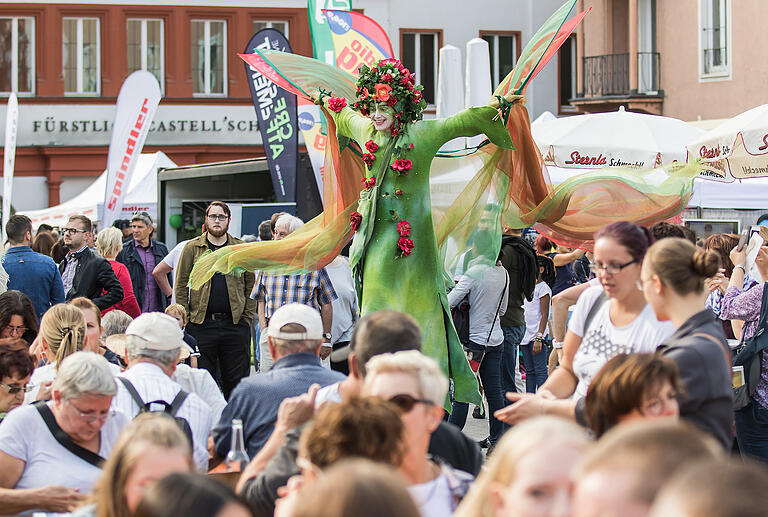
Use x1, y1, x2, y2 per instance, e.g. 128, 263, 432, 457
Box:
322, 332, 332, 341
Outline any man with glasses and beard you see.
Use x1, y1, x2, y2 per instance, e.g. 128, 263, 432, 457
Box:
174, 201, 257, 399
58, 215, 122, 311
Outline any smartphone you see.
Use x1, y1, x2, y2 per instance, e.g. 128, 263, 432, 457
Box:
738, 230, 749, 251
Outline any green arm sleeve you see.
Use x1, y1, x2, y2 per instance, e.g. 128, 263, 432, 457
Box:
320, 99, 373, 143
428, 106, 515, 150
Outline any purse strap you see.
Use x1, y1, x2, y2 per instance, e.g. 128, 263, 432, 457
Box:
33, 401, 105, 468
486, 271, 509, 344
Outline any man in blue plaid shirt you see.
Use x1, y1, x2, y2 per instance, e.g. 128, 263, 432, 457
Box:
254, 215, 337, 371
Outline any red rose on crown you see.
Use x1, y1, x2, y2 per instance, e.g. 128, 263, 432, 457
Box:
387, 96, 397, 107
365, 140, 378, 153
373, 83, 392, 102
397, 220, 412, 237
381, 72, 393, 82
397, 236, 415, 257
359, 87, 369, 100
328, 97, 347, 113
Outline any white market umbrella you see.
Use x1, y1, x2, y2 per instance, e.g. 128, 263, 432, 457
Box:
686, 104, 768, 182
532, 106, 703, 171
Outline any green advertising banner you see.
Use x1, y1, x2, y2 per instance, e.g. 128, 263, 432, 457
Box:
307, 0, 352, 65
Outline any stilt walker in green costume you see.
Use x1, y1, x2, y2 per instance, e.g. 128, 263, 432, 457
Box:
189, 0, 700, 406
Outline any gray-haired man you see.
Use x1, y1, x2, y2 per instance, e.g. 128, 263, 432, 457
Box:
111, 312, 213, 469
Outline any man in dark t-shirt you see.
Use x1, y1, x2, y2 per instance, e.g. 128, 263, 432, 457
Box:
174, 201, 256, 399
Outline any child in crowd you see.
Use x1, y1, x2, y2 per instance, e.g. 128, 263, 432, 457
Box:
165, 304, 200, 368
520, 255, 555, 393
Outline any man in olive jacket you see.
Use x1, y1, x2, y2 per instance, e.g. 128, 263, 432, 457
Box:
174, 201, 257, 399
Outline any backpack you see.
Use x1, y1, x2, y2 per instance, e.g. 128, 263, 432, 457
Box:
451, 295, 471, 346
117, 377, 194, 447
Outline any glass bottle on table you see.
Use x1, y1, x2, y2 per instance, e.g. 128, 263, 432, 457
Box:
225, 419, 249, 472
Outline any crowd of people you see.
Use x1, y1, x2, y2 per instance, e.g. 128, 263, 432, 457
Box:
0, 203, 766, 516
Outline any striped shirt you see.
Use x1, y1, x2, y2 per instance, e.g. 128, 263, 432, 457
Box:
254, 268, 337, 320
111, 362, 214, 470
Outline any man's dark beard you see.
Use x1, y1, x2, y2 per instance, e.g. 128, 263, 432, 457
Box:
208, 225, 228, 238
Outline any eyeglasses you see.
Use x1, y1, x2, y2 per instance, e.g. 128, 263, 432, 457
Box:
4, 325, 27, 336
62, 227, 87, 235
589, 259, 637, 275
641, 391, 678, 417
388, 394, 433, 413
65, 399, 115, 423
206, 214, 229, 221
0, 382, 33, 394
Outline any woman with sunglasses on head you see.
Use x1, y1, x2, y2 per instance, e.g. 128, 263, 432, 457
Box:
641, 238, 732, 449
0, 339, 35, 422
495, 221, 675, 426
0, 352, 128, 515
0, 290, 39, 345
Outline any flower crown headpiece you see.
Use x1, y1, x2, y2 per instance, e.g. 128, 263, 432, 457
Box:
352, 58, 428, 137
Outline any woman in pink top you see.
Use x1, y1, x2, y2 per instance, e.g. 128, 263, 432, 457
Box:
95, 227, 140, 318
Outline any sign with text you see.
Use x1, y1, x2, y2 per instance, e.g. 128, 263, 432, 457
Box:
0, 105, 264, 147
244, 29, 298, 203
323, 9, 393, 75
101, 71, 161, 227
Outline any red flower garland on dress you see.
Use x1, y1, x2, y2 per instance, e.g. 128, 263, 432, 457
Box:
391, 159, 413, 174
350, 211, 362, 232
397, 236, 415, 257
365, 140, 379, 153
362, 177, 376, 190
397, 220, 412, 236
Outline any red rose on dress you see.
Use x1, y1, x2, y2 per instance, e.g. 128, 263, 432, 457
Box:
397, 220, 412, 237
373, 83, 392, 102
362, 153, 375, 167
397, 236, 415, 257
409, 143, 414, 149
362, 177, 376, 189
350, 211, 362, 232
328, 97, 347, 113
365, 140, 379, 153
391, 126, 400, 137
391, 159, 413, 173
395, 189, 403, 195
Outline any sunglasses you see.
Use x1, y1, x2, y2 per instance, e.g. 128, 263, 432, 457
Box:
0, 382, 33, 394
388, 394, 433, 413
62, 227, 87, 234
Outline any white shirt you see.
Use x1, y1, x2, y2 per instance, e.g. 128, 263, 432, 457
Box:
408, 473, 453, 517
568, 285, 675, 398
522, 281, 552, 345
447, 262, 509, 347
172, 363, 227, 424
0, 402, 128, 510
163, 240, 189, 304
325, 257, 358, 344
314, 381, 342, 408
25, 361, 121, 405
111, 362, 214, 470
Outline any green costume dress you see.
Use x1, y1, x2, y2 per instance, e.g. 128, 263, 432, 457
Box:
326, 103, 515, 405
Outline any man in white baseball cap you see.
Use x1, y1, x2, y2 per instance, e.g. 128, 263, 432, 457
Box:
111, 312, 214, 469
212, 303, 345, 460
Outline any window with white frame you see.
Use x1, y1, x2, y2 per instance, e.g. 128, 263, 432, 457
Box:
127, 18, 164, 92
700, 0, 730, 77
253, 20, 288, 38
63, 17, 100, 95
191, 20, 226, 96
0, 17, 34, 94
400, 31, 439, 105
481, 33, 520, 87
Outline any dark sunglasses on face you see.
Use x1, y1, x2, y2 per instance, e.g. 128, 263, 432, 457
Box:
388, 394, 433, 413
0, 382, 33, 394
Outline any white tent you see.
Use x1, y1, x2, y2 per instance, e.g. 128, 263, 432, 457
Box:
22, 152, 176, 228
